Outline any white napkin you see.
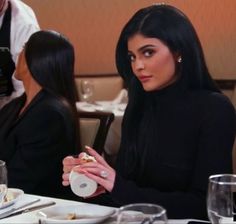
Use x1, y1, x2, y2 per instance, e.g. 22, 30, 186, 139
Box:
112, 89, 128, 104
76, 102, 96, 112
76, 89, 128, 114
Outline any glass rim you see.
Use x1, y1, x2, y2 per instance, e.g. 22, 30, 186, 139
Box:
119, 203, 166, 216
209, 174, 236, 185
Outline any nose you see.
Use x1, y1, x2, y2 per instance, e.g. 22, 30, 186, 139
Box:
133, 59, 144, 71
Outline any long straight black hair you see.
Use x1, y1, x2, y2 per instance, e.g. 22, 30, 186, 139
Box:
24, 30, 80, 149
25, 30, 78, 104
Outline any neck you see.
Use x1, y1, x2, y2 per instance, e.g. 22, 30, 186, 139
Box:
21, 77, 42, 112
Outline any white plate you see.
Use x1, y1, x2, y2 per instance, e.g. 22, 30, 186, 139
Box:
94, 101, 115, 112
95, 101, 113, 106
116, 103, 127, 111
37, 204, 116, 223
0, 188, 24, 209
76, 102, 96, 112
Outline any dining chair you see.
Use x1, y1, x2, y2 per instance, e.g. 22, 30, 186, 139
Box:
78, 111, 115, 155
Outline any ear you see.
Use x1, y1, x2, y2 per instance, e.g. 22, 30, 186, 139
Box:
173, 52, 182, 63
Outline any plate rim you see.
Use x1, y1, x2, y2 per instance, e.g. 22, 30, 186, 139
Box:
37, 204, 116, 223
0, 188, 24, 209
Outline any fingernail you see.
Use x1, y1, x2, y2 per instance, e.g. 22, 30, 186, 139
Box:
73, 166, 81, 172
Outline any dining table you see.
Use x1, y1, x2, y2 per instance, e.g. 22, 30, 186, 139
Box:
0, 193, 209, 224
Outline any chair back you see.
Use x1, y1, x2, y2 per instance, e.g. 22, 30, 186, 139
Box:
78, 111, 115, 154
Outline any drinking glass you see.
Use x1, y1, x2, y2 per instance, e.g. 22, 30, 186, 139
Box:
0, 160, 7, 206
207, 174, 236, 224
80, 80, 94, 103
116, 203, 168, 224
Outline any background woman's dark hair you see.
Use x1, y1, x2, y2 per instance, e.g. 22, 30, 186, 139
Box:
24, 30, 81, 149
24, 30, 78, 104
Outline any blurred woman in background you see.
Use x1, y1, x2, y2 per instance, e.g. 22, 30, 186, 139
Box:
0, 30, 80, 198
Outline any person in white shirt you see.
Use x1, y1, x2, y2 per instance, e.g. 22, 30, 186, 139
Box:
0, 0, 39, 108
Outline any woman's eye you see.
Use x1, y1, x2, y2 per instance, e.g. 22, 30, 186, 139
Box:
143, 49, 154, 57
128, 54, 135, 62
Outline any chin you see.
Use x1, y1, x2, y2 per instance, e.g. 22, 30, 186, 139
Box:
142, 84, 161, 92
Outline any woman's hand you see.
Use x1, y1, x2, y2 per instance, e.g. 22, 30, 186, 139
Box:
62, 150, 95, 186
62, 155, 81, 186
73, 146, 116, 193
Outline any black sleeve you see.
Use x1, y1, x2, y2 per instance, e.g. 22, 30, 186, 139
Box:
7, 108, 77, 198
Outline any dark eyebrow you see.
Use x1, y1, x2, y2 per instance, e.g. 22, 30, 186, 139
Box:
128, 44, 157, 54
138, 44, 156, 52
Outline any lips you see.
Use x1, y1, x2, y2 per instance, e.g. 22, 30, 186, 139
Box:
138, 75, 152, 82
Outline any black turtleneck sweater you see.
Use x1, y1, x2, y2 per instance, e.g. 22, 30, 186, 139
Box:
111, 80, 236, 220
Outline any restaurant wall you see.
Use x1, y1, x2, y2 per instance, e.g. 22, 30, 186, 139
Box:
23, 0, 236, 79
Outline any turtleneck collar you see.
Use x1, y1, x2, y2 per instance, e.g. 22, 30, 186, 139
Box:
145, 76, 188, 101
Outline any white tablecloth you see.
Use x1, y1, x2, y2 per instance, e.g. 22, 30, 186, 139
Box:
0, 193, 208, 223
0, 194, 114, 224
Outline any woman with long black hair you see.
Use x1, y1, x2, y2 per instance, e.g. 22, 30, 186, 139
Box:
63, 4, 236, 219
0, 30, 80, 198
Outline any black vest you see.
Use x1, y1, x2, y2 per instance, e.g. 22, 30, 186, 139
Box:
0, 3, 15, 96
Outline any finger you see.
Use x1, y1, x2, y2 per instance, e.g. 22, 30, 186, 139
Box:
62, 173, 70, 181
62, 156, 80, 166
85, 146, 100, 157
78, 152, 87, 159
76, 162, 108, 174
62, 180, 70, 186
63, 165, 77, 173
74, 166, 102, 177
72, 165, 99, 176
62, 156, 74, 164
85, 146, 110, 168
84, 172, 111, 191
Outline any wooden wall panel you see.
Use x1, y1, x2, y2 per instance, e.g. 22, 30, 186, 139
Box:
23, 0, 236, 79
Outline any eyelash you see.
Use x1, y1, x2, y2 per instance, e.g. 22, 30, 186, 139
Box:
128, 49, 155, 62
128, 54, 135, 62
143, 49, 154, 57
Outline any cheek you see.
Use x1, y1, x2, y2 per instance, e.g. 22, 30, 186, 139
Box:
15, 56, 23, 77
130, 63, 137, 76
15, 62, 21, 80
146, 55, 177, 91
163, 61, 176, 79
154, 54, 176, 79
15, 54, 28, 79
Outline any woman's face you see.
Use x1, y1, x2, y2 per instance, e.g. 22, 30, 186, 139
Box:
15, 50, 28, 81
127, 34, 178, 91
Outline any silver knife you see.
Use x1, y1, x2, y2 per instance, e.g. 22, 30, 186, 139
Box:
0, 198, 40, 219
1, 201, 56, 219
